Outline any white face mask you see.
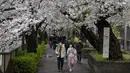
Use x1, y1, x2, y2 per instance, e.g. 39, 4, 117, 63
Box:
59, 43, 62, 45
69, 45, 72, 47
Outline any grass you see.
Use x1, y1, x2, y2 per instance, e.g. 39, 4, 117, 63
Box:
90, 51, 130, 61
123, 53, 130, 61
90, 51, 108, 61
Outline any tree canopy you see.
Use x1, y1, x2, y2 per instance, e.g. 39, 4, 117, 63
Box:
0, 0, 130, 52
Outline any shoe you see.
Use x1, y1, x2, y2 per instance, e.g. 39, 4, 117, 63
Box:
58, 70, 61, 72
79, 61, 81, 64
69, 69, 72, 72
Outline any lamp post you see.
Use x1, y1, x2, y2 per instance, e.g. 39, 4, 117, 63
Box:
122, 2, 127, 52
124, 19, 127, 52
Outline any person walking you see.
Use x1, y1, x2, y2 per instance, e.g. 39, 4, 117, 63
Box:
67, 44, 77, 72
53, 40, 57, 50
65, 40, 71, 62
55, 42, 66, 72
76, 40, 83, 64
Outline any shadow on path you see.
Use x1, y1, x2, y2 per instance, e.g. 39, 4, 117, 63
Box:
36, 45, 94, 73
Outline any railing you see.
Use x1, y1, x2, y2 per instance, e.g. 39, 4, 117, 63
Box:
0, 46, 21, 73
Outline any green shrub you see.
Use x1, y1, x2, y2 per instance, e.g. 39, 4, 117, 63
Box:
13, 41, 45, 73
82, 42, 86, 46
16, 48, 27, 56
123, 53, 130, 61
13, 53, 37, 73
37, 41, 45, 57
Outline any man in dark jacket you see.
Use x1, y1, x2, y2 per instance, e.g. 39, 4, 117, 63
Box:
75, 40, 83, 64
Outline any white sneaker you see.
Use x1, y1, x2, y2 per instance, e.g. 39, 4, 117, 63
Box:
69, 69, 72, 72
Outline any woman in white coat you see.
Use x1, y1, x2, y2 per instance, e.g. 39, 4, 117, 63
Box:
67, 44, 77, 72
55, 42, 66, 72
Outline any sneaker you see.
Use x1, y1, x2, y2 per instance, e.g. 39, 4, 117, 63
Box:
69, 69, 72, 72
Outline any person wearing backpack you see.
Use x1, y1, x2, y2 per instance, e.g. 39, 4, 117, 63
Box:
67, 44, 77, 72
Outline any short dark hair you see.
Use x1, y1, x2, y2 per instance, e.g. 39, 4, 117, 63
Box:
72, 43, 76, 48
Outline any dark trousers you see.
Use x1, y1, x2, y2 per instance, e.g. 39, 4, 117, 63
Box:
77, 52, 82, 61
57, 57, 64, 70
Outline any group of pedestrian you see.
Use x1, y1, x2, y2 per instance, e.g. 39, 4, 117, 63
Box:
55, 40, 83, 72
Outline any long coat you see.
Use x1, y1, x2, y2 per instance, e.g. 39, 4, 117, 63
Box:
67, 47, 77, 65
55, 44, 66, 58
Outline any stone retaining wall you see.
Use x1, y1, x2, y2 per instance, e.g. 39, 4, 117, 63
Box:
88, 54, 130, 73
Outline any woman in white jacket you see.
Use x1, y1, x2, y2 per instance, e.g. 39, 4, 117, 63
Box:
55, 42, 66, 72
67, 44, 77, 72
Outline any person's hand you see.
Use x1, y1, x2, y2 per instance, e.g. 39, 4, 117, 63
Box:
56, 54, 59, 56
81, 49, 84, 51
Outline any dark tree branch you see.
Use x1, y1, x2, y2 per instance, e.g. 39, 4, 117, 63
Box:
19, 18, 47, 37
21, 0, 25, 3
42, 23, 48, 32
0, 0, 7, 7
40, 0, 43, 3
36, 17, 47, 31
3, 7, 16, 11
10, 0, 15, 5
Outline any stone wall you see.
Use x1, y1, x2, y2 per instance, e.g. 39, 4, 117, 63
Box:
88, 54, 130, 73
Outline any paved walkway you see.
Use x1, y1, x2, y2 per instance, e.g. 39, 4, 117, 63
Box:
36, 45, 94, 73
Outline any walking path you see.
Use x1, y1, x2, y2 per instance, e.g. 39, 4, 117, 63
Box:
36, 45, 94, 73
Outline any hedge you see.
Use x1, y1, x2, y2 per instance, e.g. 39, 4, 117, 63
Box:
13, 41, 45, 73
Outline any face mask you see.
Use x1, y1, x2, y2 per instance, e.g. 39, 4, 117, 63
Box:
59, 43, 62, 45
69, 45, 72, 47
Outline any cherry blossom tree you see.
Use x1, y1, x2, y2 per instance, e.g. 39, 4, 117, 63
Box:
0, 0, 130, 60
0, 0, 74, 52
0, 0, 52, 52
59, 0, 130, 60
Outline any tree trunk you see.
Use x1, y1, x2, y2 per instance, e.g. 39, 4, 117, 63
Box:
38, 30, 43, 44
24, 18, 46, 53
22, 32, 25, 50
95, 18, 123, 60
25, 29, 37, 53
81, 25, 102, 53
81, 19, 123, 60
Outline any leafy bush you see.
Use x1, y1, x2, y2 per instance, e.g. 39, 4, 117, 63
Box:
13, 41, 45, 73
37, 41, 45, 58
82, 42, 86, 46
16, 48, 27, 56
112, 24, 120, 37
13, 53, 37, 73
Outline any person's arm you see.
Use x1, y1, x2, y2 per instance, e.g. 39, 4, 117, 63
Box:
74, 49, 77, 61
74, 49, 77, 55
67, 48, 70, 55
62, 46, 66, 57
55, 47, 59, 55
